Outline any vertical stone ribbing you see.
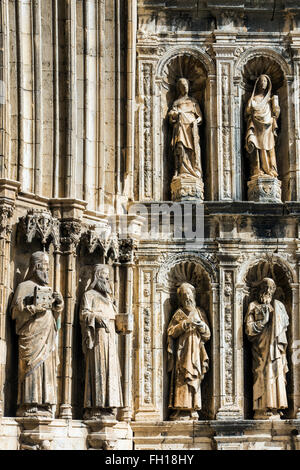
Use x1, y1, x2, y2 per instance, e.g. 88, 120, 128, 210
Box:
32, 0, 43, 196
65, 0, 77, 199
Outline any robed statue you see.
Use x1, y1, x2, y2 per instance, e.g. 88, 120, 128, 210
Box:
167, 282, 210, 420
80, 264, 132, 421
11, 251, 64, 417
169, 78, 203, 181
245, 277, 289, 420
245, 74, 280, 179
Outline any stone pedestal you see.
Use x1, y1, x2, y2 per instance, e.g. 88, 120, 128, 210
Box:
247, 176, 282, 203
16, 417, 53, 450
171, 176, 204, 202
84, 420, 133, 450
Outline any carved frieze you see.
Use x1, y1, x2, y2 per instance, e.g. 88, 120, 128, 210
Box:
221, 63, 231, 200
142, 63, 153, 199
224, 271, 234, 404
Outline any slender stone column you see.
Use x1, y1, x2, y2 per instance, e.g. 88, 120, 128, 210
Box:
50, 198, 86, 419
0, 180, 20, 417
124, 0, 137, 199
118, 239, 137, 422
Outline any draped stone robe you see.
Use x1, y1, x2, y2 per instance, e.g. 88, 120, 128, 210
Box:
245, 76, 280, 177
245, 299, 289, 411
167, 307, 210, 410
11, 280, 62, 406
169, 96, 203, 179
80, 289, 123, 409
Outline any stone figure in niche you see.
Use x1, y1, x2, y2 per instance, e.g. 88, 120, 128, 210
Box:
167, 282, 210, 420
245, 277, 289, 420
245, 74, 282, 202
245, 74, 280, 178
11, 251, 64, 417
168, 78, 204, 201
80, 264, 132, 421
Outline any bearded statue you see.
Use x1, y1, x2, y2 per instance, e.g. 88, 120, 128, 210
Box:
80, 264, 132, 421
11, 251, 64, 417
245, 277, 289, 420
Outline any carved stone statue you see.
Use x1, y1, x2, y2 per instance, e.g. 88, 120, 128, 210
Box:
245, 74, 280, 178
245, 277, 289, 420
11, 251, 64, 417
169, 78, 204, 201
80, 264, 132, 421
167, 282, 210, 420
245, 74, 281, 202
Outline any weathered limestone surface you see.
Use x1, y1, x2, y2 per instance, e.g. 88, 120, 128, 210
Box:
2, 0, 300, 450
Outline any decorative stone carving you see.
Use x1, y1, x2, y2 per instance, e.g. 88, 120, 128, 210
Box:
11, 252, 64, 417
167, 282, 210, 421
169, 78, 204, 202
224, 272, 234, 404
80, 264, 133, 421
247, 176, 282, 203
245, 277, 289, 420
83, 225, 119, 261
142, 63, 153, 199
157, 253, 218, 287
119, 238, 137, 263
20, 209, 60, 249
0, 204, 14, 240
60, 219, 82, 247
245, 74, 281, 202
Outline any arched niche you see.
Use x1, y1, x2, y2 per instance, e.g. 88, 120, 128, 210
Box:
156, 254, 217, 420
156, 48, 215, 201
238, 256, 296, 419
234, 49, 293, 202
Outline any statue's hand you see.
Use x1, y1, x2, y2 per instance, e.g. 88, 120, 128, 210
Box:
261, 304, 271, 325
197, 321, 207, 334
34, 304, 47, 315
52, 291, 63, 306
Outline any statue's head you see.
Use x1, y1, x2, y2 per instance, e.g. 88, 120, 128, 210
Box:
177, 77, 189, 96
90, 264, 112, 297
28, 251, 50, 286
177, 282, 196, 308
259, 277, 276, 304
254, 74, 272, 96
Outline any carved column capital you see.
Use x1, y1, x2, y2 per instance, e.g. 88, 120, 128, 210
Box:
119, 238, 137, 264
60, 219, 82, 251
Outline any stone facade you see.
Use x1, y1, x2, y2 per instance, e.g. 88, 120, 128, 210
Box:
2, 0, 300, 450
